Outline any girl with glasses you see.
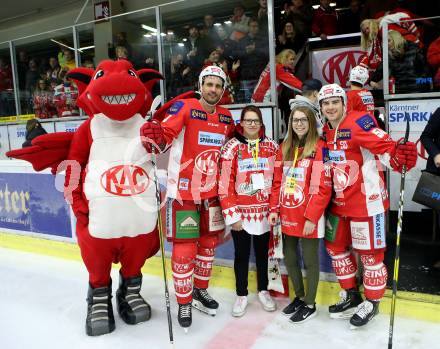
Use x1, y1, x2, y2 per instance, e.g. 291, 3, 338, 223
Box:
219, 105, 279, 317
268, 105, 330, 323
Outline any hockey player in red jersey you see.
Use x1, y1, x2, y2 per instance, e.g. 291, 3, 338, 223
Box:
141, 66, 234, 330
346, 65, 375, 116
303, 84, 417, 328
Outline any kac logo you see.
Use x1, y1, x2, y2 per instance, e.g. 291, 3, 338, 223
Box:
333, 167, 350, 192
281, 184, 305, 208
322, 50, 366, 88
195, 150, 221, 175
100, 165, 150, 196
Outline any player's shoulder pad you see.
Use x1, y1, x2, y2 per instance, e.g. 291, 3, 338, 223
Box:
354, 112, 377, 132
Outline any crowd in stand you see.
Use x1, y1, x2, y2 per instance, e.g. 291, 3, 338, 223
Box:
0, 0, 439, 119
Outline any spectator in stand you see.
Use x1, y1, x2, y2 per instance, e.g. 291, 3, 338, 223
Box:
252, 49, 302, 103
0, 58, 13, 117
184, 25, 210, 77
45, 57, 61, 81
283, 0, 314, 38
108, 31, 133, 60
202, 14, 221, 45
427, 36, 440, 88
255, 0, 268, 36
167, 54, 193, 98
202, 48, 240, 105
115, 46, 129, 60
25, 59, 41, 96
216, 25, 239, 67
360, 11, 422, 71
420, 108, 440, 271
60, 49, 76, 72
230, 5, 250, 41
276, 21, 306, 55
346, 65, 375, 116
340, 0, 363, 34
22, 119, 48, 148
370, 30, 427, 94
17, 50, 29, 91
237, 18, 268, 102
312, 0, 338, 40
53, 74, 79, 117
82, 59, 95, 69
33, 79, 57, 119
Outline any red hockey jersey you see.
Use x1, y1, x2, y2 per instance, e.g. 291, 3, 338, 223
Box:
305, 111, 397, 219
270, 140, 330, 238
218, 125, 278, 235
346, 89, 375, 116
161, 98, 235, 201
251, 63, 302, 103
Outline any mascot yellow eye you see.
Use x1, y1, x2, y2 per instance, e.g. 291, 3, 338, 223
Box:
128, 70, 137, 77
94, 70, 104, 79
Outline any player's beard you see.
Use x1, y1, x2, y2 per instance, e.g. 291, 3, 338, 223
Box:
201, 91, 223, 106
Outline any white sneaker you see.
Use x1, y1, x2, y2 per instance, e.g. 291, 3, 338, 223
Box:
232, 296, 248, 317
258, 291, 277, 312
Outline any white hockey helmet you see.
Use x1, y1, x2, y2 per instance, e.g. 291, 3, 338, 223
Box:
318, 83, 347, 105
198, 65, 227, 91
349, 65, 369, 86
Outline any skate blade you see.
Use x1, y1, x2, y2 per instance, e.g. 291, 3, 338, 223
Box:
329, 309, 357, 319
192, 300, 217, 316
183, 327, 189, 334
349, 316, 377, 330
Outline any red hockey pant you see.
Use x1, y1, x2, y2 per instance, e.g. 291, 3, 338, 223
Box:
325, 213, 388, 300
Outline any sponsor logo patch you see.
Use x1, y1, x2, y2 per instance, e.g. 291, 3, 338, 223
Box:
328, 150, 347, 164
179, 178, 189, 190
198, 131, 225, 147
284, 166, 305, 182
336, 129, 351, 140
355, 114, 376, 132
176, 211, 200, 239
350, 221, 371, 250
168, 101, 184, 115
238, 158, 270, 172
190, 109, 208, 121
373, 213, 386, 249
218, 113, 232, 124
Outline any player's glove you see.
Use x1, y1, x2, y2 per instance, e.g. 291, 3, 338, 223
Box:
140, 120, 167, 154
390, 141, 417, 173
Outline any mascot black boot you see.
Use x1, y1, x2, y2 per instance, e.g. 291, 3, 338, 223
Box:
86, 283, 115, 336
116, 272, 151, 324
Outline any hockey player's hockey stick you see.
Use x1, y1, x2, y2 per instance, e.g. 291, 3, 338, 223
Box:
151, 152, 174, 348
388, 118, 410, 349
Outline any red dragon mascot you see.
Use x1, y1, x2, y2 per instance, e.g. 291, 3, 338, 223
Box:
6, 59, 194, 336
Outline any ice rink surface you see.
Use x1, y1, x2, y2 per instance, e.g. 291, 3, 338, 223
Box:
0, 247, 437, 349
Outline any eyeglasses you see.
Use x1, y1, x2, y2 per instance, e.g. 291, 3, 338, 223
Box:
291, 118, 308, 125
242, 119, 261, 126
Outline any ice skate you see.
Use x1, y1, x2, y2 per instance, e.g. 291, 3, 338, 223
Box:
178, 303, 192, 332
349, 300, 379, 329
116, 273, 151, 325
192, 287, 219, 316
329, 289, 363, 319
86, 283, 115, 336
